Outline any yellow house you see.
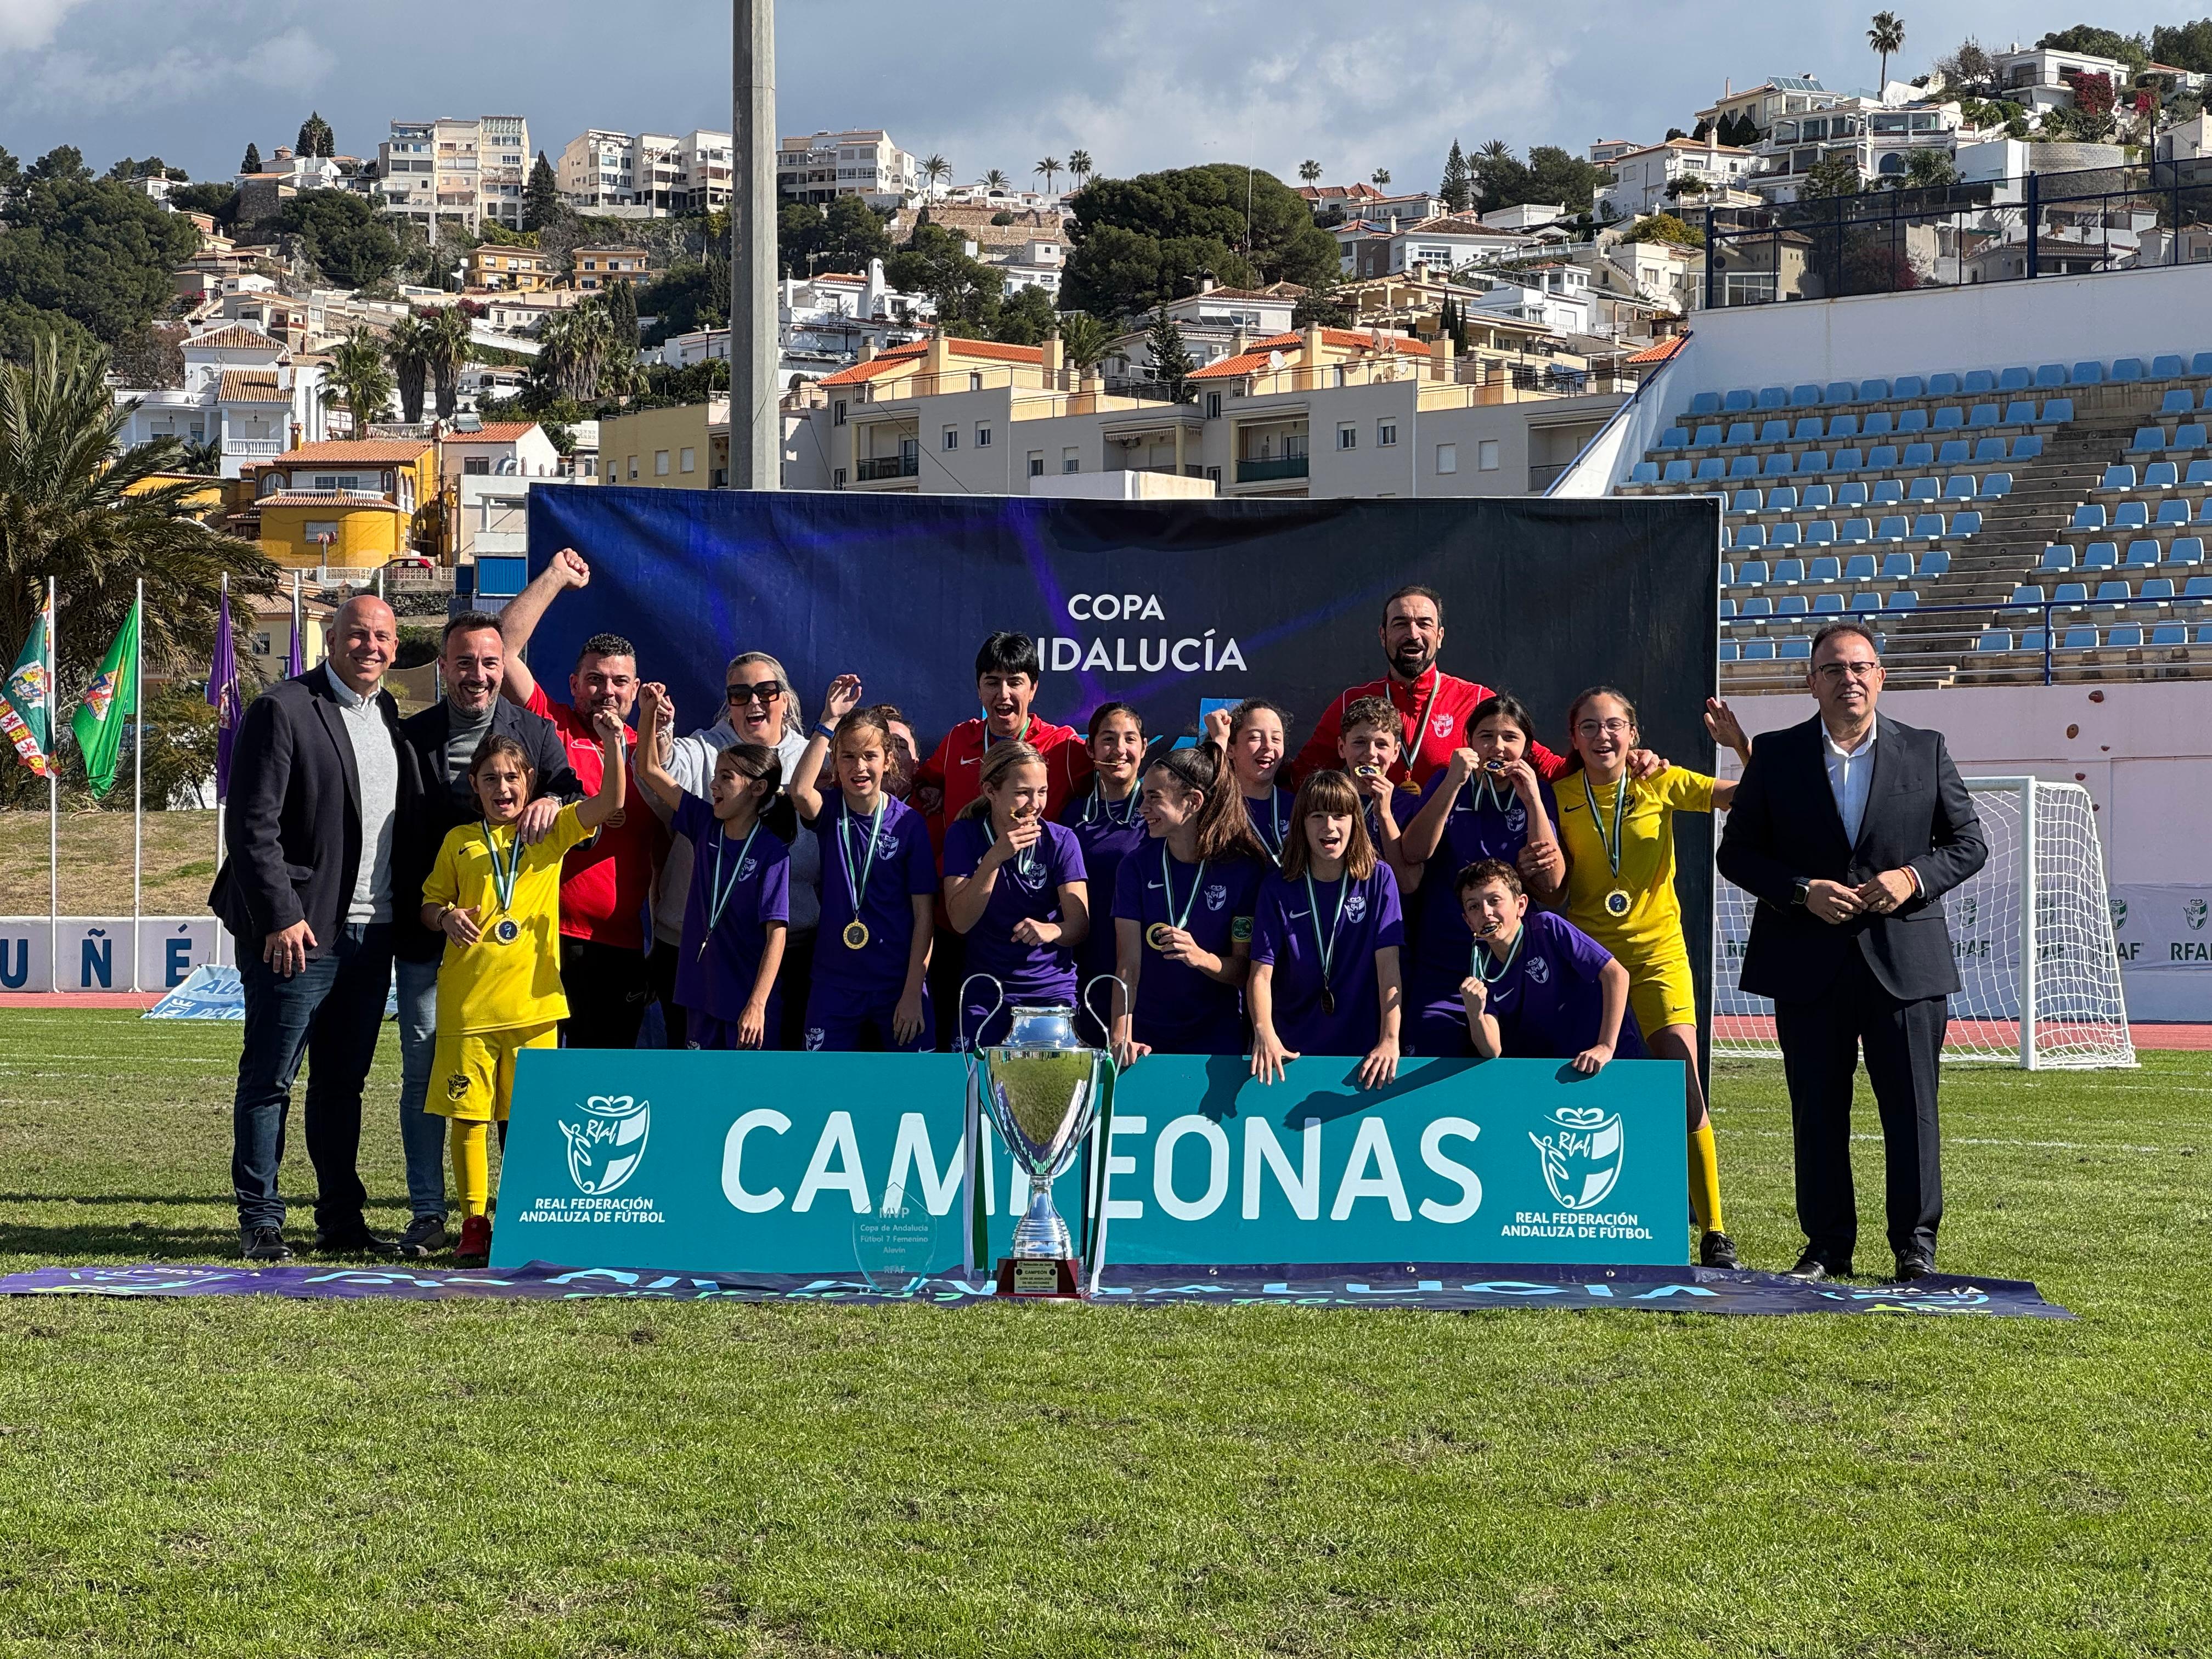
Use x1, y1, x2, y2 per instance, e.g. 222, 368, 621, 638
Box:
121, 471, 230, 523
252, 439, 440, 567
466, 245, 556, 291
599, 397, 729, 487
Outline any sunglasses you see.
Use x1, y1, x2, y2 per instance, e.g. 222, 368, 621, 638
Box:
725, 681, 783, 704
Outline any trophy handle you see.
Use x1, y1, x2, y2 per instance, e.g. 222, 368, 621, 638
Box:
1081, 974, 1129, 1047
956, 972, 1006, 1054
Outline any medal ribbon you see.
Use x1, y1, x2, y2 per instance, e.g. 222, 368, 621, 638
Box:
1399, 670, 1444, 779
1253, 790, 1287, 864
1082, 783, 1137, 827
1582, 773, 1630, 886
838, 795, 887, 919
985, 818, 1037, 881
1474, 922, 1526, 985
1161, 844, 1207, 933
702, 819, 764, 955
481, 824, 521, 917
1304, 870, 1352, 999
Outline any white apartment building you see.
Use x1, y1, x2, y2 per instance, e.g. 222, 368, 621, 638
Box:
996, 237, 1065, 297
112, 324, 328, 477
1991, 43, 2136, 114
1745, 100, 1964, 201
558, 128, 734, 215
1481, 203, 1571, 232
1597, 138, 1758, 220
376, 115, 529, 233
777, 129, 921, 210
1588, 139, 1640, 165
1336, 215, 1537, 279
1100, 281, 1305, 381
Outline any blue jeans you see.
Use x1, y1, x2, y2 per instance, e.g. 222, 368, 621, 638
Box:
230, 923, 393, 1233
394, 955, 445, 1220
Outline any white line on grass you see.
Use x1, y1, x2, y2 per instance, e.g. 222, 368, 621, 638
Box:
1731, 1127, 2193, 1156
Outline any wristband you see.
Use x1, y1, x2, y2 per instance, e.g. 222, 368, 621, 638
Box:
814, 722, 836, 740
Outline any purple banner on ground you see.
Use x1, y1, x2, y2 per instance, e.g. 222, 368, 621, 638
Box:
0, 1260, 2072, 1317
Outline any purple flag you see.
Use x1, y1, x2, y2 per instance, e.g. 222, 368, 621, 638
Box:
208, 589, 240, 799
285, 596, 303, 680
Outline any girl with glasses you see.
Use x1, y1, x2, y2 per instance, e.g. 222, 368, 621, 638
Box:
1061, 703, 1149, 1011
1555, 686, 1751, 1268
1108, 746, 1266, 1066
1248, 769, 1404, 1089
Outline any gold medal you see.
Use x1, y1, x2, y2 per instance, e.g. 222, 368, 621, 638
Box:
1605, 888, 1632, 918
493, 918, 521, 944
1146, 922, 1174, 952
843, 919, 870, 950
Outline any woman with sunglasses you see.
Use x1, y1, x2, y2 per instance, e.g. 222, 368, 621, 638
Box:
1062, 703, 1149, 1015
1555, 686, 1750, 1269
645, 654, 821, 1051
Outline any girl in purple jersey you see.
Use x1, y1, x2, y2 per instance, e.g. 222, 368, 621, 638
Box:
1204, 698, 1299, 870
789, 678, 938, 1053
943, 741, 1090, 1051
1397, 692, 1565, 1055
1062, 702, 1149, 1015
1109, 744, 1265, 1065
1249, 769, 1405, 1088
1455, 859, 1643, 1070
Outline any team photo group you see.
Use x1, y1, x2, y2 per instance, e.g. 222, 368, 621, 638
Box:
218, 542, 1985, 1288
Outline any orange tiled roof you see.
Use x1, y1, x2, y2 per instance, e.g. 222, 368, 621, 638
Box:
1189, 329, 1434, 382
813, 336, 1046, 388
272, 439, 433, 464
218, 371, 285, 402
447, 422, 539, 442
1624, 335, 1687, 365
187, 325, 287, 353
255, 492, 408, 510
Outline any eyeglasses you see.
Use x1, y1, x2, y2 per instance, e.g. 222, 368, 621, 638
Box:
725, 681, 783, 704
1813, 662, 1882, 681
1576, 719, 1633, 738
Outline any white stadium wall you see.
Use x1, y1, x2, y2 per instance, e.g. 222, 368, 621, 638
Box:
1719, 681, 2212, 1020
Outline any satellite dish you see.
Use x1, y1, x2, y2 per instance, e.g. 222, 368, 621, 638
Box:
1267, 349, 1285, 370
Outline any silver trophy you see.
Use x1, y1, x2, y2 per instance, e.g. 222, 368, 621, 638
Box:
962, 975, 1121, 1298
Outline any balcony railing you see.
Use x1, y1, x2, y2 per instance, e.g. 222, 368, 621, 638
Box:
1235, 455, 1309, 483
855, 455, 919, 481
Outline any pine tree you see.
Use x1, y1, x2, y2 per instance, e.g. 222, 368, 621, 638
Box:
1147, 307, 1197, 403
1439, 139, 1474, 213
523, 152, 563, 232
606, 279, 640, 355
240, 142, 262, 174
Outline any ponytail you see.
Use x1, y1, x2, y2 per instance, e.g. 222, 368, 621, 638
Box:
1145, 746, 1262, 862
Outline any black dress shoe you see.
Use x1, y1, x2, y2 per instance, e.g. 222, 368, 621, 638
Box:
1891, 1250, 1936, 1282
1699, 1231, 1740, 1269
312, 1222, 396, 1255
394, 1215, 448, 1260
240, 1226, 292, 1263
1785, 1251, 1832, 1282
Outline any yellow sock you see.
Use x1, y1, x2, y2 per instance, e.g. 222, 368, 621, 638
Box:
451, 1121, 491, 1219
1688, 1121, 1725, 1235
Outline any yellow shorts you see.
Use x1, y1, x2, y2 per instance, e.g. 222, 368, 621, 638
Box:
429, 1022, 557, 1123
1624, 950, 1698, 1039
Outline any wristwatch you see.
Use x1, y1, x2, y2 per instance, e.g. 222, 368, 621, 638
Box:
1791, 878, 1812, 909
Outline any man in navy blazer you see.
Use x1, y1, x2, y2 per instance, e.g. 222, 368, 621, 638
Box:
1717, 620, 1987, 1282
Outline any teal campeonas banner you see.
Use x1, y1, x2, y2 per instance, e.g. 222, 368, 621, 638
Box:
490, 1052, 1689, 1276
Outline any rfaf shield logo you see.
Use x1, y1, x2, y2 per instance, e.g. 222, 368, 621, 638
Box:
1528, 1105, 1624, 1212
2188, 898, 2208, 933
558, 1094, 651, 1195
2110, 897, 2128, 932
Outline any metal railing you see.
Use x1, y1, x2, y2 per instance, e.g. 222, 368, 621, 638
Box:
1236, 455, 1310, 483
855, 454, 919, 481
1703, 156, 2212, 309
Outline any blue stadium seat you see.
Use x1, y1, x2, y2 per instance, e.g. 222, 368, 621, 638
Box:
2035, 363, 2070, 388
2109, 623, 2145, 648
1695, 458, 1726, 482
1868, 444, 1901, 471
1963, 369, 1996, 394
2053, 582, 2089, 605
2201, 388, 2212, 410
2002, 400, 2036, 427
1826, 381, 1859, 404
1780, 635, 1813, 659
2162, 387, 2195, 416
1971, 437, 2007, 464
2071, 504, 2108, 532
1656, 428, 1690, 452
2196, 353, 2212, 376
1857, 411, 1889, 439
1718, 596, 1736, 619
2158, 499, 2192, 528
1741, 595, 1773, 617
1736, 559, 1770, 586
2072, 360, 2104, 385
2020, 628, 2050, 652
1933, 406, 1966, 432
1723, 388, 1756, 413
1875, 515, 1910, 542
1837, 481, 1869, 508
1812, 591, 1845, 614
1980, 473, 2013, 499
1843, 553, 1878, 581
2012, 435, 2044, 460
1805, 520, 1838, 546
2153, 354, 2187, 380
2146, 461, 2180, 489
1629, 461, 1661, 485
1663, 460, 1692, 484
1759, 419, 1791, 444
2112, 358, 2147, 382
1809, 555, 1842, 583
2038, 397, 2073, 425
1968, 404, 2001, 429
2131, 426, 2167, 453
2199, 625, 2212, 645
1689, 392, 1722, 417
2151, 624, 2188, 647
1978, 628, 2013, 652
2172, 537, 2206, 566
1999, 365, 2033, 392
1730, 488, 1762, 515
2098, 464, 2136, 493
1719, 561, 1737, 586
2176, 422, 2209, 451
1841, 518, 1874, 544
1798, 449, 1831, 475
1726, 421, 1757, 445
1832, 447, 1866, 473
1891, 375, 1925, 400
1850, 592, 1884, 614
2125, 540, 2162, 568
1860, 377, 1893, 401
1801, 483, 1835, 511
1729, 455, 1762, 479
1791, 383, 1823, 407
1830, 413, 1863, 440
1768, 486, 1799, 514
2093, 579, 2132, 604
1792, 416, 1824, 441
2007, 585, 2044, 607
2189, 460, 2212, 485
1743, 637, 1776, 660
2142, 578, 2177, 602
2062, 625, 2100, 650
1880, 551, 1916, 580
1761, 452, 1795, 477
1756, 386, 1787, 409
1936, 440, 1971, 467
1907, 477, 1940, 503
2114, 501, 2151, 531
1694, 424, 1724, 447
1947, 513, 1979, 539
1888, 589, 1920, 610
1776, 594, 1809, 617
2040, 545, 2076, 572
1944, 475, 1978, 501
1732, 524, 1765, 551
1770, 527, 1803, 554
1920, 549, 1950, 575
1929, 373, 1961, 397
1871, 479, 1905, 507
1718, 640, 1741, 662
2083, 542, 2120, 571
1911, 514, 1946, 540
1895, 408, 1930, 436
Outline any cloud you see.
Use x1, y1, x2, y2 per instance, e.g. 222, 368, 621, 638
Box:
0, 0, 90, 50
4, 25, 331, 116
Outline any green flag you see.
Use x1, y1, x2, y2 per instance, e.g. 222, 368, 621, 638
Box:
1, 606, 52, 778
71, 600, 140, 799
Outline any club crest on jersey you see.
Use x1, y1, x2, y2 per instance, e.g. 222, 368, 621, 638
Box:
1204, 883, 1228, 912
1344, 891, 1369, 924
1529, 1105, 1623, 1212
1505, 805, 1526, 832
1432, 713, 1455, 739
1525, 955, 1551, 986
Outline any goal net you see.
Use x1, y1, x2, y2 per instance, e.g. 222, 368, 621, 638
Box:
1713, 777, 2135, 1069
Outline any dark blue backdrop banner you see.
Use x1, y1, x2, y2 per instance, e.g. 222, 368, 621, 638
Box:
525, 486, 1721, 1002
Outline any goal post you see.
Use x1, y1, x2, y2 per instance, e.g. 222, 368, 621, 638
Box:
1714, 777, 2136, 1069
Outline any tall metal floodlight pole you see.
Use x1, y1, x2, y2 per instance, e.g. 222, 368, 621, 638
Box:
733, 0, 781, 490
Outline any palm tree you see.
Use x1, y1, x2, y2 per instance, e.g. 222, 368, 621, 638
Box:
1479, 140, 1515, 163
178, 437, 223, 476
1036, 156, 1062, 194
1299, 159, 1323, 183
383, 313, 432, 424
1869, 10, 1906, 88
983, 168, 1011, 193
1067, 149, 1093, 189
0, 333, 274, 705
1056, 311, 1111, 374
1371, 168, 1392, 187
922, 153, 951, 199
424, 306, 472, 421
537, 301, 615, 404
322, 327, 395, 435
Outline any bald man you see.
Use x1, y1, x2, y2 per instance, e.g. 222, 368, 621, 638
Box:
213, 594, 415, 1262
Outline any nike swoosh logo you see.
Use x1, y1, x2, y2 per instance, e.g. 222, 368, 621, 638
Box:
1286, 910, 1309, 921
958, 757, 979, 767
1147, 881, 1164, 889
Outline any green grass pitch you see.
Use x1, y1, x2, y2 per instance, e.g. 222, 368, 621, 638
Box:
0, 1009, 2207, 1656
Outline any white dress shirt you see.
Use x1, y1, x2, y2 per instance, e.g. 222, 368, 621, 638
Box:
1823, 721, 1877, 845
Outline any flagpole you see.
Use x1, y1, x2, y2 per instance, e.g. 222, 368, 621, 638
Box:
46, 578, 58, 997
214, 572, 227, 969
132, 579, 144, 994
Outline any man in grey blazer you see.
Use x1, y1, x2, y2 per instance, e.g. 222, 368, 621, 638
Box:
1717, 620, 1988, 1282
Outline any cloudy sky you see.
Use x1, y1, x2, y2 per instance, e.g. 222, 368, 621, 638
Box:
0, 1, 2181, 188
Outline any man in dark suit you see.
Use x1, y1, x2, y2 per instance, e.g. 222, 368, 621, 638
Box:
1717, 620, 1988, 1282
213, 595, 413, 1262
388, 612, 579, 1257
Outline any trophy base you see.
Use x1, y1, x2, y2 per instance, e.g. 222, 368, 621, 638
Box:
995, 1255, 1082, 1300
